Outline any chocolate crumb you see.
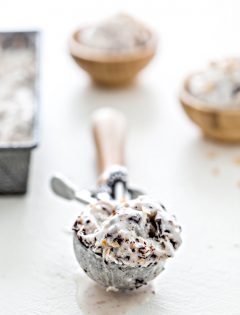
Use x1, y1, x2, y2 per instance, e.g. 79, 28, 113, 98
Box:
160, 203, 166, 210
170, 239, 177, 249
113, 235, 124, 245
129, 215, 141, 224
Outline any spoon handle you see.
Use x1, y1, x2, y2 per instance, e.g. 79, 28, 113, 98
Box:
92, 108, 126, 174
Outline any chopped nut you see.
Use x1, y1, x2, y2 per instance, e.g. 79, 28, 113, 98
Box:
212, 167, 220, 176
138, 258, 145, 265
130, 242, 136, 249
233, 156, 240, 166
111, 241, 120, 248
206, 151, 218, 160
101, 239, 107, 247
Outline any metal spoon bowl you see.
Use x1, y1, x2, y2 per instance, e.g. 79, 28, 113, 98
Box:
73, 232, 165, 291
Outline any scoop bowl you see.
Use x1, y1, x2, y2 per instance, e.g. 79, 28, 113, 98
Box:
73, 232, 165, 291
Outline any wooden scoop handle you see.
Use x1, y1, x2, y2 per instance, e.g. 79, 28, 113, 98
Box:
92, 108, 126, 174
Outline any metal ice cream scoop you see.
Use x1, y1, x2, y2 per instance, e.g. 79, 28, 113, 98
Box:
51, 108, 181, 291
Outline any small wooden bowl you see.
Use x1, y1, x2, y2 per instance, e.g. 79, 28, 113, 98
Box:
180, 74, 240, 142
69, 27, 158, 87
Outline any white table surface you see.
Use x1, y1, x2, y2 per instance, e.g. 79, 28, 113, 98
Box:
1, 0, 240, 314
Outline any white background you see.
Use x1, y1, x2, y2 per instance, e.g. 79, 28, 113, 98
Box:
0, 0, 240, 314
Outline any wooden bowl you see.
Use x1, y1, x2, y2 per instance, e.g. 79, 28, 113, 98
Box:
69, 27, 158, 87
180, 74, 240, 142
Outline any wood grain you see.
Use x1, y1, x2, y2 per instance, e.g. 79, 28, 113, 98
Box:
92, 108, 126, 174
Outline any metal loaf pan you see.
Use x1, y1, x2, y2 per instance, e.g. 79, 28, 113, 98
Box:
0, 31, 40, 194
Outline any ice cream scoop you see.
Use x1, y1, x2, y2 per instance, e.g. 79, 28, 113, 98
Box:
51, 108, 182, 291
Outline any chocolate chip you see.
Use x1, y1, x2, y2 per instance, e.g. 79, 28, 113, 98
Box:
170, 239, 177, 249
113, 235, 123, 245
78, 236, 89, 249
156, 219, 162, 236
149, 227, 156, 238
161, 203, 166, 210
72, 221, 79, 231
138, 247, 146, 254
128, 215, 141, 224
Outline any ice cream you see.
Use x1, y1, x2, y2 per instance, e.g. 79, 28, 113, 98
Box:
188, 58, 240, 108
0, 46, 35, 144
79, 14, 151, 52
73, 195, 182, 274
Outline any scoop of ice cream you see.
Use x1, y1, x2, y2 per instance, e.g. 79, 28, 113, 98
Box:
73, 196, 182, 268
79, 14, 151, 52
188, 58, 240, 108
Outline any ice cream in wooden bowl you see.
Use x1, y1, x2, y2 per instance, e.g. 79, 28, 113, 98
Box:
69, 14, 158, 87
180, 58, 240, 142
